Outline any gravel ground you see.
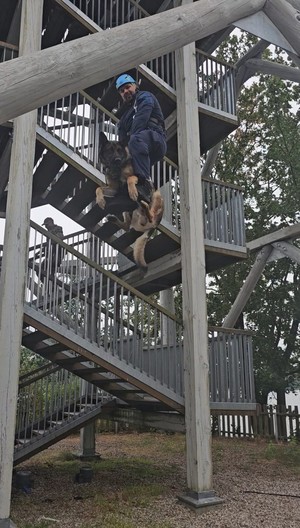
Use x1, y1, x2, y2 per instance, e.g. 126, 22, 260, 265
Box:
11, 433, 300, 528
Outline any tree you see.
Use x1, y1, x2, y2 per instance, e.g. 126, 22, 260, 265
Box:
206, 36, 300, 404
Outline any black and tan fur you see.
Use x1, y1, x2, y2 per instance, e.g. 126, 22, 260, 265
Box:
95, 132, 164, 271
96, 132, 138, 207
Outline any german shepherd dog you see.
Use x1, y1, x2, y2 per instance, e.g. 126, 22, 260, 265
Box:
95, 132, 164, 271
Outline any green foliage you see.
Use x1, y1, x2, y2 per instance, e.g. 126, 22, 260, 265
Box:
263, 439, 300, 470
207, 36, 300, 403
19, 347, 46, 376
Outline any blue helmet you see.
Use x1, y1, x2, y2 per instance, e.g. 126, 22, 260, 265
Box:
115, 74, 136, 91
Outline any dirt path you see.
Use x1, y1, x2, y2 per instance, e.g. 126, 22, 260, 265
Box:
11, 433, 300, 528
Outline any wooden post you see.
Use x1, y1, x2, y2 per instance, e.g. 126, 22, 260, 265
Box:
223, 245, 273, 329
79, 419, 98, 458
0, 1, 43, 525
175, 0, 223, 509
79, 235, 99, 460
0, 0, 266, 123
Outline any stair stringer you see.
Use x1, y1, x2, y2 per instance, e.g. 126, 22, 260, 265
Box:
14, 403, 103, 466
23, 306, 185, 414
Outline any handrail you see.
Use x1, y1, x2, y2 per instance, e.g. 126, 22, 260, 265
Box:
19, 362, 61, 389
29, 220, 182, 323
15, 365, 104, 448
0, 41, 18, 51
26, 222, 184, 397
24, 225, 255, 405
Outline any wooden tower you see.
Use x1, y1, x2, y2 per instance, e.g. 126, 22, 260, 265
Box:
0, 0, 299, 525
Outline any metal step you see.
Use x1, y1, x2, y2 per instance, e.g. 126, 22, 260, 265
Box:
22, 311, 184, 415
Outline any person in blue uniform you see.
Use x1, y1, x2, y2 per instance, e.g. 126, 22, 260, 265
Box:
116, 73, 167, 202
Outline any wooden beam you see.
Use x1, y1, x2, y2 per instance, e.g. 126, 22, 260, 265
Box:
0, 1, 43, 523
264, 0, 300, 55
246, 57, 300, 82
223, 245, 273, 328
271, 240, 300, 264
247, 223, 300, 252
235, 39, 270, 91
0, 0, 266, 124
201, 142, 222, 179
286, 0, 300, 11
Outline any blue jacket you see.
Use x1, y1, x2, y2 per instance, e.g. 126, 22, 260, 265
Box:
118, 90, 165, 145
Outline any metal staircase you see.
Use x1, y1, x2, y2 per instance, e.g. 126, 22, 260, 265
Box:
15, 362, 107, 464
24, 222, 186, 412
0, 0, 257, 465
23, 223, 255, 414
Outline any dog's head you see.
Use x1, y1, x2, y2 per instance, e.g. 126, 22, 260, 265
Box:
98, 132, 128, 170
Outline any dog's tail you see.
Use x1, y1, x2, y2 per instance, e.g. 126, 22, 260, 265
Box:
133, 230, 153, 271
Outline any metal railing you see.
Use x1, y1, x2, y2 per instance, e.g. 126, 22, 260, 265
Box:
67, 0, 238, 109
69, 0, 147, 29
0, 41, 18, 63
15, 364, 103, 449
37, 91, 245, 247
208, 327, 255, 405
145, 52, 176, 89
61, 229, 119, 271
196, 50, 236, 115
24, 225, 254, 405
26, 222, 184, 396
203, 177, 245, 248
37, 91, 182, 227
38, 91, 103, 168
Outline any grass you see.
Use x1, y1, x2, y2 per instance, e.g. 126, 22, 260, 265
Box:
263, 437, 300, 470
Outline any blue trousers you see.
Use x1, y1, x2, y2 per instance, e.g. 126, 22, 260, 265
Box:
128, 129, 167, 182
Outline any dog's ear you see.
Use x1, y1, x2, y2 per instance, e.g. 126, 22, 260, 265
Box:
99, 132, 108, 152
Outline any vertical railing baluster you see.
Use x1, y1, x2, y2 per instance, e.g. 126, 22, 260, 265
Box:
97, 270, 103, 346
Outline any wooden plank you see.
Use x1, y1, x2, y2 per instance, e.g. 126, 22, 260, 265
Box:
0, 0, 265, 123
247, 223, 300, 252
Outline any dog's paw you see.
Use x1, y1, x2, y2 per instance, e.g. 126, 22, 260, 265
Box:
128, 184, 138, 202
127, 175, 139, 202
96, 187, 106, 209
